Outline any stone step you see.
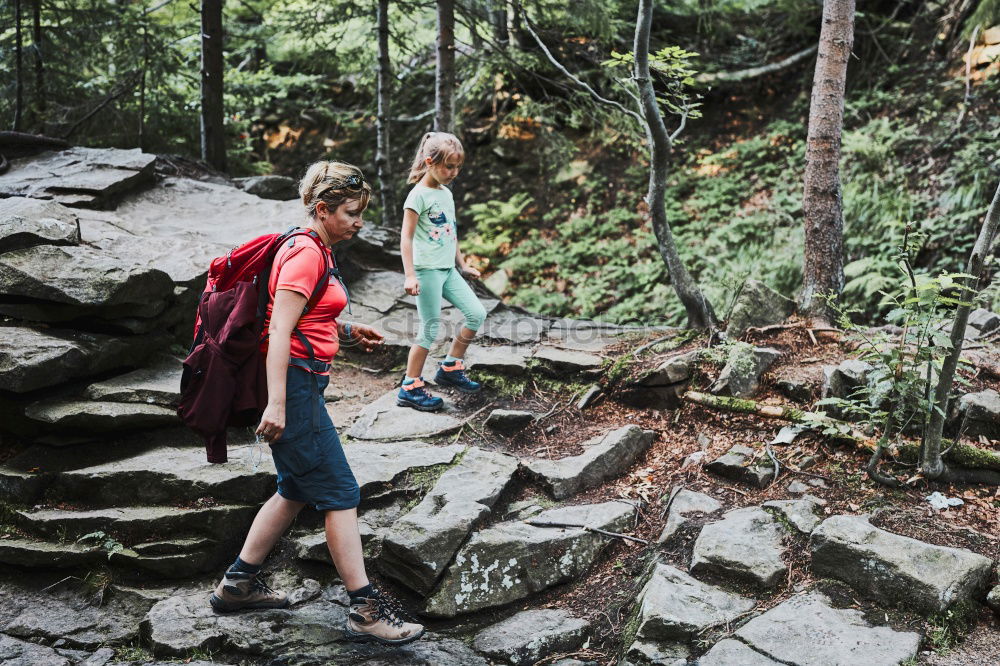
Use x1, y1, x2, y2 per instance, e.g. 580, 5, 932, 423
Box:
691, 506, 789, 589
14, 504, 256, 543
0, 537, 101, 569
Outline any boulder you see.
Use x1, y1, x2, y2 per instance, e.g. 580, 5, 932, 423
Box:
637, 350, 699, 387
726, 279, 796, 338
532, 345, 604, 374
235, 174, 298, 200
480, 309, 550, 345
957, 389, 1000, 439
0, 197, 80, 251
762, 497, 822, 534
84, 355, 183, 406
698, 639, 781, 665
24, 399, 179, 434
635, 562, 755, 641
987, 585, 1000, 613
347, 391, 465, 440
691, 506, 789, 589
473, 609, 589, 666
705, 445, 774, 488
0, 147, 156, 208
710, 346, 781, 398
347, 270, 405, 313
380, 448, 519, 594
624, 639, 690, 666
425, 501, 634, 617
0, 326, 165, 393
0, 633, 73, 666
523, 425, 655, 499
657, 488, 723, 543
821, 359, 872, 400
0, 244, 175, 309
576, 384, 602, 409
810, 514, 993, 614
463, 343, 532, 376
968, 308, 1000, 336
775, 377, 813, 403
485, 409, 535, 434
733, 591, 921, 665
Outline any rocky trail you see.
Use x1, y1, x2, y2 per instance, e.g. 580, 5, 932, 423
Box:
0, 148, 998, 665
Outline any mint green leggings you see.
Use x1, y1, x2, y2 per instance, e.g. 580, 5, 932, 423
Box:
415, 267, 487, 350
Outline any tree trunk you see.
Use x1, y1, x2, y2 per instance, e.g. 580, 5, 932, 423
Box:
632, 0, 716, 330
13, 0, 24, 132
922, 179, 1000, 479
490, 0, 509, 47
139, 18, 148, 151
31, 0, 43, 127
800, 0, 854, 323
376, 0, 396, 228
200, 0, 226, 171
434, 0, 455, 132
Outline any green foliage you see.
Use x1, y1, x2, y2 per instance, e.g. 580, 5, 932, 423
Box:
463, 193, 533, 258
926, 602, 978, 652
604, 45, 703, 118
77, 531, 126, 561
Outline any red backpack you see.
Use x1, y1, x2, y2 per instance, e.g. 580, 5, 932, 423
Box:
178, 227, 330, 463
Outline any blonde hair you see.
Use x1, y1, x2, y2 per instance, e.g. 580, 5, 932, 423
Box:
299, 161, 371, 218
407, 132, 465, 184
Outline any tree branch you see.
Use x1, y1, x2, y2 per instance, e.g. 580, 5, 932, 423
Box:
697, 45, 817, 86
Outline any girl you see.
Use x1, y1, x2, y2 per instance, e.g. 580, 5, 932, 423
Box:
210, 161, 424, 647
397, 132, 488, 411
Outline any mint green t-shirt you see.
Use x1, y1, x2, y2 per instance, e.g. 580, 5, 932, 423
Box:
403, 184, 458, 269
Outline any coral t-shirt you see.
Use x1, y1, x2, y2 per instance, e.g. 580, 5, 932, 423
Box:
262, 236, 347, 365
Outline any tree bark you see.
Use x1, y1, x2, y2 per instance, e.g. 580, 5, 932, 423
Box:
376, 0, 396, 228
922, 179, 1000, 479
434, 0, 455, 132
14, 0, 24, 132
633, 0, 716, 330
800, 0, 855, 322
490, 0, 508, 48
31, 0, 44, 127
200, 0, 226, 171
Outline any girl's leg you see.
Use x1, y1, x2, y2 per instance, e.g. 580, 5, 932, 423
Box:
405, 344, 431, 380
405, 268, 448, 378
441, 268, 487, 357
238, 492, 307, 565
448, 326, 478, 360
324, 508, 369, 591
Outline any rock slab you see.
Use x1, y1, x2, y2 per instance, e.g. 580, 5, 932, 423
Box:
705, 445, 774, 488
348, 391, 464, 440
524, 425, 655, 499
0, 196, 80, 251
691, 506, 788, 589
473, 609, 589, 666
657, 487, 723, 543
810, 514, 993, 614
726, 279, 796, 338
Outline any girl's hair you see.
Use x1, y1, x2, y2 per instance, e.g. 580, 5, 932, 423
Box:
299, 161, 372, 217
407, 132, 465, 184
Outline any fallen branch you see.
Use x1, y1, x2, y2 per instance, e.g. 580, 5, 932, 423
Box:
697, 44, 817, 85
525, 520, 649, 545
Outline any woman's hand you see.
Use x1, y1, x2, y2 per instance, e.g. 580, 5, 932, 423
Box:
404, 275, 420, 296
351, 323, 385, 352
461, 265, 481, 279
256, 402, 285, 442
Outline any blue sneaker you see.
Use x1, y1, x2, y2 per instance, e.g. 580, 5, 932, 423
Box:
396, 378, 444, 412
434, 360, 481, 394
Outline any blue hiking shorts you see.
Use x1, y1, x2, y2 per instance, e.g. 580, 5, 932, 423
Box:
269, 365, 360, 511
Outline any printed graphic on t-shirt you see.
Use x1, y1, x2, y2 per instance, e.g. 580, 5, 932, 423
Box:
426, 202, 456, 245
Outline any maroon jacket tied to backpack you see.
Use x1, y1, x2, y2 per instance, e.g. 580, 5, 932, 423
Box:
178, 228, 329, 463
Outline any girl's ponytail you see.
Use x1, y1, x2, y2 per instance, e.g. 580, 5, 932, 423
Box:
407, 131, 464, 184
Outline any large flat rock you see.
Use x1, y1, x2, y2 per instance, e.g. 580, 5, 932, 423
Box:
734, 591, 921, 665
84, 354, 183, 406
531, 345, 604, 374
524, 425, 655, 499
699, 639, 782, 665
0, 538, 100, 569
463, 343, 532, 376
343, 441, 465, 501
24, 399, 179, 433
473, 609, 589, 666
0, 326, 165, 393
705, 444, 774, 488
0, 196, 80, 251
635, 562, 755, 641
691, 506, 788, 589
0, 633, 73, 666
0, 147, 156, 208
810, 514, 993, 614
657, 487, 723, 543
425, 501, 635, 617
347, 391, 465, 440
380, 448, 519, 594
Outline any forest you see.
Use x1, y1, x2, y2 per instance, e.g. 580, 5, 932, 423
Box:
1, 1, 1000, 665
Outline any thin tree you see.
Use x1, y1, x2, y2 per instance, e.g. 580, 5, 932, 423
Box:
32, 0, 44, 127
921, 179, 1000, 484
434, 0, 455, 131
800, 0, 855, 324
200, 0, 226, 171
376, 0, 396, 228
13, 0, 24, 131
632, 0, 716, 329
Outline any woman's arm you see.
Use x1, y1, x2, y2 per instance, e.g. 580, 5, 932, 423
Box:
256, 288, 308, 441
401, 209, 420, 295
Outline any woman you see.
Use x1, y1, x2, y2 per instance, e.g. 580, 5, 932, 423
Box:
209, 161, 425, 647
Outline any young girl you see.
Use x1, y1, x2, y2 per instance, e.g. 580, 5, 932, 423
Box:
397, 132, 488, 411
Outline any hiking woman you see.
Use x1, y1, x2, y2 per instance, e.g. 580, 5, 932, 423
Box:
210, 161, 425, 646
397, 131, 488, 411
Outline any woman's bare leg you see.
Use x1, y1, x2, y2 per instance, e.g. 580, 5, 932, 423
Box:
325, 508, 369, 591
238, 492, 306, 565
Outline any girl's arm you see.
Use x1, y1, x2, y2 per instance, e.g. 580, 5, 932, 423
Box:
455, 244, 481, 279
401, 209, 420, 295
256, 288, 307, 441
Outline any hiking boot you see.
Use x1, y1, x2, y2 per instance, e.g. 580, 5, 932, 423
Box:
209, 570, 288, 612
434, 360, 481, 394
345, 589, 425, 646
396, 377, 444, 412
